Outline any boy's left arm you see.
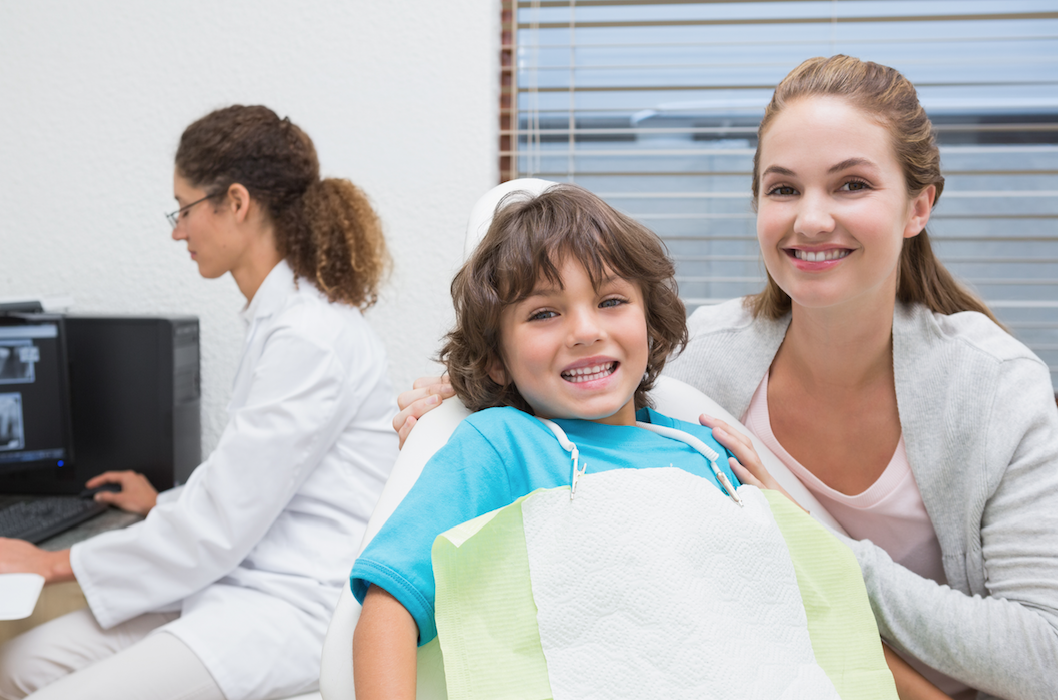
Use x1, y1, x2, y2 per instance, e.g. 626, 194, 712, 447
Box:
354, 584, 419, 700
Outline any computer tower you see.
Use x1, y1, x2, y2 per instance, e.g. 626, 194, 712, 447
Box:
62, 316, 202, 492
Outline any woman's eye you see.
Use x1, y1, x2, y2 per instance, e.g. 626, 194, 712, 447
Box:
529, 309, 557, 321
841, 180, 870, 192
767, 185, 797, 196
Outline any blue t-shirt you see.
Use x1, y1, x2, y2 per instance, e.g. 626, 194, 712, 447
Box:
350, 406, 738, 645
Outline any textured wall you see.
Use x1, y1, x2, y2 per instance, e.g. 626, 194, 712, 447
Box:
0, 1, 498, 455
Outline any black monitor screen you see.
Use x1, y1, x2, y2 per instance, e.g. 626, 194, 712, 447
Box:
0, 317, 74, 477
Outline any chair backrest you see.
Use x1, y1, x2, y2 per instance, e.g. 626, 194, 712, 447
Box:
317, 179, 844, 698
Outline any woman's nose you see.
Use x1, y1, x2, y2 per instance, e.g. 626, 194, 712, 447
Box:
794, 190, 835, 237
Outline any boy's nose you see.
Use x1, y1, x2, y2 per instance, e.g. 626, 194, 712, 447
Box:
566, 308, 604, 346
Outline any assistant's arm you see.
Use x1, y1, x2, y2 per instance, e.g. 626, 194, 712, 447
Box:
354, 585, 418, 700
71, 329, 352, 628
848, 359, 1058, 700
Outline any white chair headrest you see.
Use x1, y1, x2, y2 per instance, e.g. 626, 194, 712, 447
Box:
463, 178, 557, 261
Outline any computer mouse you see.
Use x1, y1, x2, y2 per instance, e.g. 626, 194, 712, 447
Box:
79, 483, 123, 499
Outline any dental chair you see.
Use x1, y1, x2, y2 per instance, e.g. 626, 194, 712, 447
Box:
315, 179, 845, 699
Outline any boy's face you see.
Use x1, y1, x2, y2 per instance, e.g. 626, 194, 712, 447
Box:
489, 257, 648, 426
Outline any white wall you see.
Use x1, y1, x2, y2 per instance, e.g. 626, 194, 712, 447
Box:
0, 1, 498, 454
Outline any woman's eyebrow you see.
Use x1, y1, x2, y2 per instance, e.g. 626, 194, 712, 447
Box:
828, 157, 876, 174
762, 165, 795, 178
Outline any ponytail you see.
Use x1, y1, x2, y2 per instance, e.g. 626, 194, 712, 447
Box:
282, 178, 390, 309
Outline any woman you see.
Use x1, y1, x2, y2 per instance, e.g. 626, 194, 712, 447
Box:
395, 57, 1058, 700
0, 105, 399, 700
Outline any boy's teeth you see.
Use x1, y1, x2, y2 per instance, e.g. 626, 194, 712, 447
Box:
794, 249, 850, 262
562, 362, 616, 383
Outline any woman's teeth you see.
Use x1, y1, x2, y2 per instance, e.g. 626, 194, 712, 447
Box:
793, 249, 850, 262
562, 362, 616, 383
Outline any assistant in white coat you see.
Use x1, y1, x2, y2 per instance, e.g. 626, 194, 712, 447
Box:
0, 105, 398, 700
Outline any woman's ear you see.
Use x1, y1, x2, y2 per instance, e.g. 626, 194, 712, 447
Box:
227, 183, 252, 223
904, 184, 936, 239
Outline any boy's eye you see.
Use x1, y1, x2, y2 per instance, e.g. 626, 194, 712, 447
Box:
766, 185, 797, 196
528, 309, 557, 321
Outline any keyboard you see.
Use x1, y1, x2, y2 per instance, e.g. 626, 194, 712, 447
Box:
0, 495, 108, 544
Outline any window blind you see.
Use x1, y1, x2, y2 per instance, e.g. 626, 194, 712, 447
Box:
499, 0, 1058, 386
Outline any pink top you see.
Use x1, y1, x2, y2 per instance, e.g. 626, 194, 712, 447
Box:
744, 373, 972, 699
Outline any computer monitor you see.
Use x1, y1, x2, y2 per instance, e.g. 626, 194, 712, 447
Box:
0, 315, 75, 482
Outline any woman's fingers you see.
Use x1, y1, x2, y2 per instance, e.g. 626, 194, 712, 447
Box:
84, 471, 124, 489
393, 376, 455, 449
699, 414, 782, 492
396, 415, 417, 451
396, 377, 452, 411
85, 470, 158, 516
729, 459, 765, 489
698, 414, 755, 451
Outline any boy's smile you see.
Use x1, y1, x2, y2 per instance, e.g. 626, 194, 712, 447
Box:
489, 256, 649, 426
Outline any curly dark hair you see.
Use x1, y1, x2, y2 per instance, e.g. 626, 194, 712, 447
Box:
440, 184, 687, 415
175, 105, 389, 309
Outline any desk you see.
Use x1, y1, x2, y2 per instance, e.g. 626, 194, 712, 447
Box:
0, 508, 143, 645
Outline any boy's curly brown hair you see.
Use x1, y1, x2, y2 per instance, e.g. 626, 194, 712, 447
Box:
440, 184, 687, 415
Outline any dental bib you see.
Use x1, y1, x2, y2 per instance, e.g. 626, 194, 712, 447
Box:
424, 465, 896, 699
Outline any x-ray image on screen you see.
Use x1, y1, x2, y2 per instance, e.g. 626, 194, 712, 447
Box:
0, 341, 38, 384
0, 393, 25, 451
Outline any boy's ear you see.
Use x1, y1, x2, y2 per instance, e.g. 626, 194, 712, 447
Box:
487, 357, 508, 386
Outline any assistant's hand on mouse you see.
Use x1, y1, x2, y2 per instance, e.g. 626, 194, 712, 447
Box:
84, 471, 158, 516
392, 375, 454, 449
698, 414, 803, 510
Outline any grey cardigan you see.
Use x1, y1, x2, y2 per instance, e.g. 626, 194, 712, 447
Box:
665, 298, 1058, 700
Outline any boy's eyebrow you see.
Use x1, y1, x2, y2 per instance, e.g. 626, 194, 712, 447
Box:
524, 273, 625, 299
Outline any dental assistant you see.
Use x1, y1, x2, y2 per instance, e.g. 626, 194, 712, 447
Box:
0, 105, 399, 700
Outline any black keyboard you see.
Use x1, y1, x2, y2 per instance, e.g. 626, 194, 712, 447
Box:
0, 495, 108, 544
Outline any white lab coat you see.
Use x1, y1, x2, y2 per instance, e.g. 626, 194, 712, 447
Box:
70, 260, 398, 700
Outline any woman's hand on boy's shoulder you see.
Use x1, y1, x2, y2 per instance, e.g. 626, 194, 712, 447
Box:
393, 375, 455, 449
698, 414, 804, 511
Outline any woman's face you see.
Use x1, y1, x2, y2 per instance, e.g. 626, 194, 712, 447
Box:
171, 171, 249, 279
755, 96, 934, 314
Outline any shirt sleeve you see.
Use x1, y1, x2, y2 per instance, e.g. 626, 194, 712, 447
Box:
843, 356, 1058, 700
71, 328, 351, 629
351, 419, 515, 646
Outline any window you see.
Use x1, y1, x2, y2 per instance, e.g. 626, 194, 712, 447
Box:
500, 0, 1058, 386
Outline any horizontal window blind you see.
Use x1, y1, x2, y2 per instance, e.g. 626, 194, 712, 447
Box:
499, 0, 1058, 386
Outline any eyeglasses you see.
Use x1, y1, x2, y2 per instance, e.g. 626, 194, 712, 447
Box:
166, 193, 218, 229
